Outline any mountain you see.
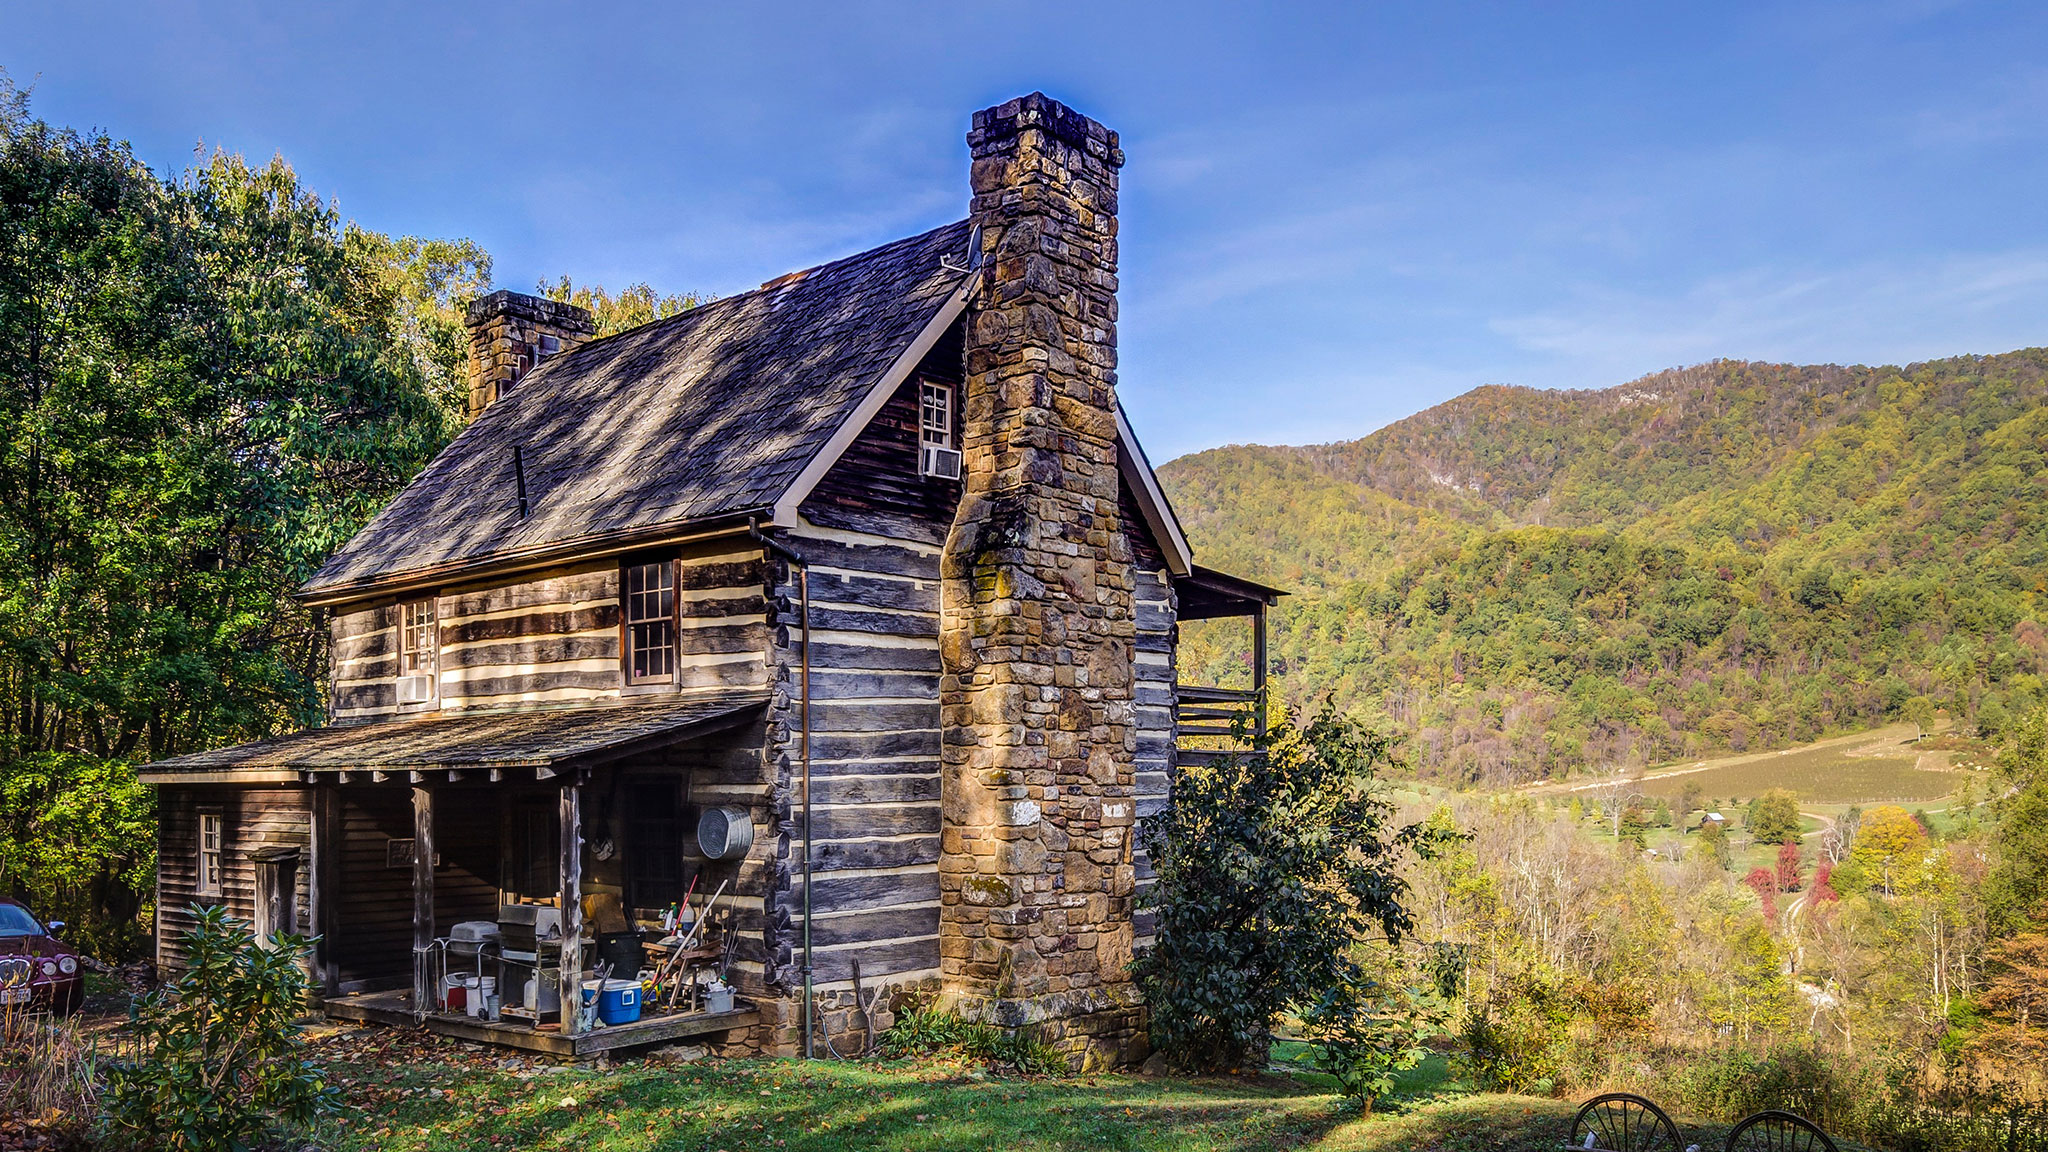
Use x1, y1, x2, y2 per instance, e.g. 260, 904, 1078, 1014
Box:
1158, 350, 2048, 785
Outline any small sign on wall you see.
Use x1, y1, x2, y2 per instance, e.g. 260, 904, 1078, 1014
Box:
386, 839, 441, 869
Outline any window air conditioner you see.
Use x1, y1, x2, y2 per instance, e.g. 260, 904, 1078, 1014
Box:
397, 674, 435, 704
920, 445, 962, 480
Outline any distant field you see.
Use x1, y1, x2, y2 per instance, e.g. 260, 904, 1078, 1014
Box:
1545, 724, 1965, 805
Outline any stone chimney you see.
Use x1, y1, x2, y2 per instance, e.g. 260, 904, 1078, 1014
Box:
938, 93, 1142, 1069
463, 290, 596, 418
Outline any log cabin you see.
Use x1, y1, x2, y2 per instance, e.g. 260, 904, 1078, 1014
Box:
138, 93, 1279, 1069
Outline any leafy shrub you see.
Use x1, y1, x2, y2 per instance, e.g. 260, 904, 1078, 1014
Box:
876, 998, 1064, 1076
1137, 703, 1430, 1073
1299, 970, 1443, 1112
100, 906, 336, 1150
1456, 967, 1572, 1094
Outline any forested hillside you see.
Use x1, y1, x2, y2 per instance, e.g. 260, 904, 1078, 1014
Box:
1161, 352, 2048, 784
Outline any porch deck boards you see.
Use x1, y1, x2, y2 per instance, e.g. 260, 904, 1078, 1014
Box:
323, 990, 759, 1056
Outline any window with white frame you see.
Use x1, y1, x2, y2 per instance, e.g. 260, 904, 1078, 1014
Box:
197, 811, 224, 898
625, 561, 676, 683
398, 599, 438, 704
918, 380, 960, 478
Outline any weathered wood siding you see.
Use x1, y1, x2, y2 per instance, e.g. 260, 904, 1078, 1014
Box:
802, 323, 964, 539
328, 544, 771, 724
157, 787, 312, 973
766, 518, 946, 991
331, 788, 413, 991
1126, 481, 1178, 947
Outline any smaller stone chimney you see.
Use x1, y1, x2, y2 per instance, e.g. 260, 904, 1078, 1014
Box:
463, 290, 597, 418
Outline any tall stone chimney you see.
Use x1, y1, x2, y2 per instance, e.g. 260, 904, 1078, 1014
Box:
939, 93, 1143, 1069
463, 290, 596, 418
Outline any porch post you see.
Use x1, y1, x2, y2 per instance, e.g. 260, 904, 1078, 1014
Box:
412, 785, 435, 1021
559, 774, 583, 1038
310, 782, 341, 997
1252, 601, 1269, 741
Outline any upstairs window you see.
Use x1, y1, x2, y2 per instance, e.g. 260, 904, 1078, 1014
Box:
625, 561, 676, 683
398, 599, 438, 705
918, 380, 961, 479
197, 810, 224, 898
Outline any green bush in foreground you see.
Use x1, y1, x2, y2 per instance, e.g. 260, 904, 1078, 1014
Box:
1138, 703, 1441, 1088
875, 1000, 1065, 1076
101, 905, 337, 1151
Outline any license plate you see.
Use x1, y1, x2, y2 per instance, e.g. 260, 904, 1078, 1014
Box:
0, 987, 30, 1005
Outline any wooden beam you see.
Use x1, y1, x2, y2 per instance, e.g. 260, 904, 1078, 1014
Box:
310, 783, 341, 997
559, 777, 583, 1038
372, 771, 391, 783
489, 768, 503, 783
413, 785, 436, 1022
1252, 602, 1268, 742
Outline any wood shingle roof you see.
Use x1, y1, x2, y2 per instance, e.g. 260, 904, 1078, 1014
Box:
135, 692, 770, 783
301, 221, 975, 600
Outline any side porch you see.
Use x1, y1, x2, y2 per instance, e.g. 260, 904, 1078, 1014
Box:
143, 692, 782, 1056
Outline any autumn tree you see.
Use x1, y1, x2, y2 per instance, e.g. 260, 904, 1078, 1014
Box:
1973, 915, 2048, 1074
1854, 806, 1929, 897
1747, 788, 1803, 846
1777, 840, 1803, 893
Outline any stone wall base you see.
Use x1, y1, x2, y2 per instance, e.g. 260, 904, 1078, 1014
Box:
944, 982, 1150, 1071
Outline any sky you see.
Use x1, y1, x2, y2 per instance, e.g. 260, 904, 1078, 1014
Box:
10, 1, 2048, 459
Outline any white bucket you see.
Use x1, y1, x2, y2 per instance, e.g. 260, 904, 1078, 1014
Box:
468, 976, 496, 1018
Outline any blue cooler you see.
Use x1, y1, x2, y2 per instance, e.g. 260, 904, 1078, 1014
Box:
580, 978, 641, 1025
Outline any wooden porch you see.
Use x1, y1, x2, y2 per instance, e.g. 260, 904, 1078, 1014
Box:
1174, 565, 1284, 757
324, 989, 759, 1057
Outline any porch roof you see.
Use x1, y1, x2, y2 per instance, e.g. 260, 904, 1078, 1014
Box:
136, 693, 770, 785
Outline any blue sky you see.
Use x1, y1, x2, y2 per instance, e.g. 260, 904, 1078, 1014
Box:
11, 1, 2048, 459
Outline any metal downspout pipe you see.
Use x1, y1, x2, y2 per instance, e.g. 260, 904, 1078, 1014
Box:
751, 520, 814, 1058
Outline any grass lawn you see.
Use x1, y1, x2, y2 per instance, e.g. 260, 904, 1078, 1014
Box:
299, 1027, 1792, 1152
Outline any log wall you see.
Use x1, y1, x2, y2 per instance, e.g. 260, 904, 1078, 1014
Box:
328, 542, 770, 724
763, 516, 946, 1008
156, 787, 312, 974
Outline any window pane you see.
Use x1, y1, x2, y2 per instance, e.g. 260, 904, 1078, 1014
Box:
0, 906, 43, 937
625, 562, 675, 682
920, 382, 953, 448
401, 600, 437, 677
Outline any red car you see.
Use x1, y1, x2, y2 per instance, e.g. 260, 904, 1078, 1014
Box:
0, 899, 83, 1015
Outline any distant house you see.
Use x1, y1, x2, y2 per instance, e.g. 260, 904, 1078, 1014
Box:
138, 94, 1278, 1069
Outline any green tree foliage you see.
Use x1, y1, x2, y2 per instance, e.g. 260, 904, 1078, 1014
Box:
1986, 706, 2048, 935
0, 754, 152, 958
0, 80, 480, 952
102, 906, 338, 1150
1748, 788, 1803, 845
1162, 354, 2048, 784
1137, 705, 1427, 1074
538, 275, 710, 337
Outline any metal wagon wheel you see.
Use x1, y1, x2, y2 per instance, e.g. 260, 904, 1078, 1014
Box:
1724, 1110, 1838, 1152
1570, 1093, 1687, 1152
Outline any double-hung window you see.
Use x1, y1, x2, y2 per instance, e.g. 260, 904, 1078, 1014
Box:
197, 811, 224, 898
398, 599, 438, 705
625, 561, 676, 684
918, 380, 961, 478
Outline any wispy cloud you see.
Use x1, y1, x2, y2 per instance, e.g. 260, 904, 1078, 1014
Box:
1491, 247, 2048, 378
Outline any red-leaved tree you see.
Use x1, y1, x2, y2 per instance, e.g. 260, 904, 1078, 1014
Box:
1777, 840, 1803, 892
1744, 867, 1779, 923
